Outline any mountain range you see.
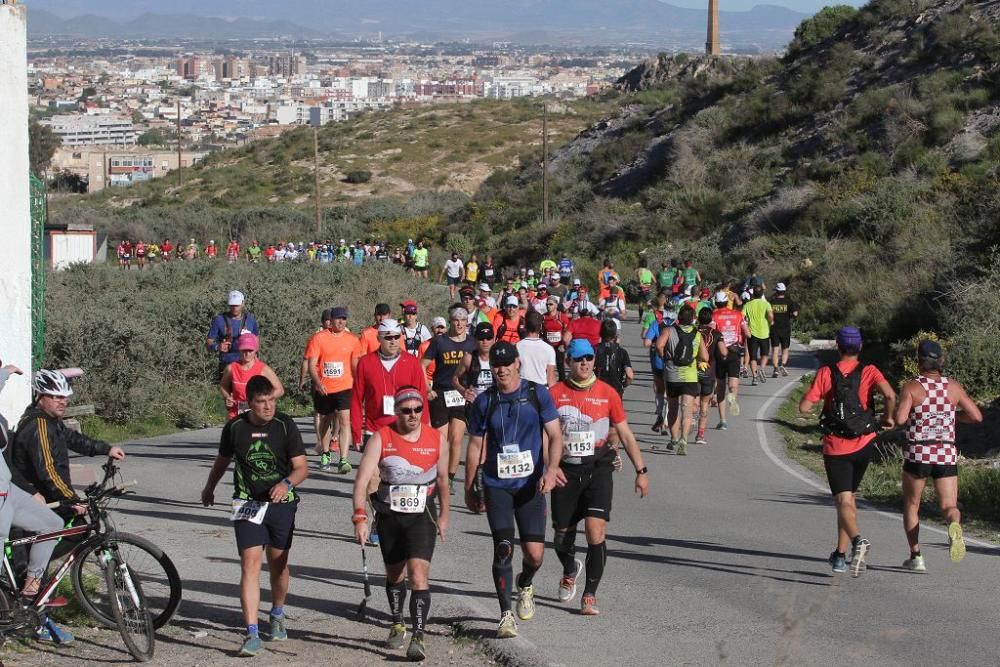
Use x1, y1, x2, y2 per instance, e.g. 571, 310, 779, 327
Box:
23, 0, 809, 47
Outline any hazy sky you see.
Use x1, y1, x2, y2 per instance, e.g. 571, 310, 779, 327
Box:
672, 0, 867, 12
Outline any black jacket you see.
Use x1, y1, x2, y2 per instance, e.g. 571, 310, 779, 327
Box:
11, 406, 111, 503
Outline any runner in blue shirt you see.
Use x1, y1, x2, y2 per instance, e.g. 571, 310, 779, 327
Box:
207, 290, 260, 379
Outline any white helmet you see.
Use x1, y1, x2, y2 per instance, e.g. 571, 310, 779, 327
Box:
32, 369, 73, 398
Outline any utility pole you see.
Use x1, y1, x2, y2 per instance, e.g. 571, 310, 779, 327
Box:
176, 98, 182, 188
313, 127, 322, 234
542, 102, 549, 227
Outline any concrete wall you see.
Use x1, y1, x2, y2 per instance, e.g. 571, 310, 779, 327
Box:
0, 3, 32, 418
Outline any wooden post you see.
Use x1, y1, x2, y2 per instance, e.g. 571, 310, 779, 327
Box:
542, 102, 549, 226
313, 127, 322, 234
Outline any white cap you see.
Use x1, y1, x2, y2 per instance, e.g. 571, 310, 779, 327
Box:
340, 238, 346, 244
479, 283, 491, 292
209, 239, 215, 244
227, 290, 245, 306
431, 316, 447, 328
377, 318, 400, 334
573, 278, 581, 285
715, 291, 729, 304
776, 282, 787, 291
505, 295, 519, 307
528, 269, 534, 275
742, 290, 752, 301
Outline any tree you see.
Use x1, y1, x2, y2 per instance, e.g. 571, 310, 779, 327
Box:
29, 119, 60, 176
131, 110, 145, 124
138, 128, 167, 146
787, 5, 858, 60
78, 86, 97, 101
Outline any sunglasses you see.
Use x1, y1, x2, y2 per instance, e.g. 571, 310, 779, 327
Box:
571, 355, 595, 362
381, 334, 401, 341
399, 406, 424, 415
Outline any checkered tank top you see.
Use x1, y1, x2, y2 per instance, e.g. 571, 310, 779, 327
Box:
904, 375, 957, 464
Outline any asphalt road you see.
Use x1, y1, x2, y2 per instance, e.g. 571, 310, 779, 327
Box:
39, 319, 1000, 666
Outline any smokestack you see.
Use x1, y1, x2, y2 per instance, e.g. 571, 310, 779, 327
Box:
706, 0, 720, 56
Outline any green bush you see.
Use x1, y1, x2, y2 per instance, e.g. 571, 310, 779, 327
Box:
787, 5, 859, 59
345, 170, 373, 184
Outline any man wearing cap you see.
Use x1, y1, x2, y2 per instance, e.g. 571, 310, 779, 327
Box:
454, 322, 498, 405
492, 296, 526, 345
893, 340, 982, 571
360, 304, 393, 355
549, 338, 648, 616
352, 386, 449, 661
711, 291, 750, 429
400, 302, 432, 358
768, 283, 798, 378
465, 341, 564, 639
742, 285, 774, 386
460, 287, 490, 326
352, 319, 429, 449
598, 276, 626, 320
800, 326, 897, 576
305, 306, 361, 473
207, 290, 260, 380
422, 308, 477, 493
517, 311, 556, 387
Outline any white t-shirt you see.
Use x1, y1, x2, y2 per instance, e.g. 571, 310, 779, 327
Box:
445, 259, 464, 279
517, 337, 556, 385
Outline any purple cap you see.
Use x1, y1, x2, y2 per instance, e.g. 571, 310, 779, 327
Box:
836, 326, 863, 350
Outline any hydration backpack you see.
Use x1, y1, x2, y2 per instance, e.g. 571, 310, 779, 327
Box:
820, 364, 877, 438
671, 324, 697, 366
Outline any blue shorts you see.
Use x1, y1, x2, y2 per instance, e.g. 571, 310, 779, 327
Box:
484, 484, 546, 543
234, 502, 297, 552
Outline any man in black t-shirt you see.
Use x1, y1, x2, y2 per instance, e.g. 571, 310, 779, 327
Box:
202, 376, 308, 658
768, 283, 799, 377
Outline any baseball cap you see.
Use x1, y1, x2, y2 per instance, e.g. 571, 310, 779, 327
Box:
490, 341, 518, 367
377, 318, 400, 334
236, 332, 259, 351
431, 316, 447, 328
715, 291, 729, 304
549, 275, 559, 283
460, 286, 475, 298
527, 269, 535, 276
573, 278, 581, 286
567, 339, 595, 360
836, 326, 863, 350
478, 283, 491, 292
331, 306, 349, 319
504, 295, 519, 307
537, 284, 548, 292
546, 295, 560, 305
474, 322, 495, 340
401, 300, 418, 315
776, 282, 787, 292
375, 303, 391, 316
227, 290, 245, 306
918, 340, 942, 359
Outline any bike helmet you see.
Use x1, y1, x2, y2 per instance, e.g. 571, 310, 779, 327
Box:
32, 369, 73, 398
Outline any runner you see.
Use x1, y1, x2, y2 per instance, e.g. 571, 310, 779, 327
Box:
300, 310, 331, 446
743, 285, 773, 386
464, 342, 564, 638
682, 260, 701, 294
641, 292, 667, 339
465, 253, 480, 287
768, 282, 798, 378
454, 322, 497, 404
694, 308, 725, 445
219, 333, 284, 421
412, 241, 429, 278
461, 287, 491, 326
634, 259, 654, 322
542, 296, 569, 381
305, 306, 361, 473
597, 259, 619, 295
558, 255, 574, 285
565, 304, 602, 347
549, 339, 648, 615
401, 301, 432, 358
161, 238, 173, 264
894, 340, 982, 571
227, 239, 241, 263
492, 296, 526, 345
711, 291, 749, 429
422, 308, 476, 494
201, 376, 308, 657
482, 255, 498, 289
360, 304, 392, 355
352, 386, 449, 661
207, 290, 260, 381
799, 326, 896, 576
595, 319, 633, 398
206, 240, 218, 259
246, 240, 262, 263
116, 239, 131, 270
656, 305, 709, 455
516, 311, 556, 387
657, 260, 675, 293
598, 276, 627, 322
134, 240, 146, 269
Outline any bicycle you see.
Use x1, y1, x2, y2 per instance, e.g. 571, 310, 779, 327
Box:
0, 463, 159, 661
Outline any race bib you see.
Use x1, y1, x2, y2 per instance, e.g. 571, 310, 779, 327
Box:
546, 331, 562, 343
564, 431, 595, 457
444, 390, 465, 408
497, 445, 534, 479
230, 500, 268, 524
323, 361, 344, 378
383, 395, 395, 416
485, 268, 494, 277
389, 485, 428, 513
926, 413, 954, 440
237, 400, 249, 414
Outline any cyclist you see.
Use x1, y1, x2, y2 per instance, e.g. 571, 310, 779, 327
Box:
799, 327, 896, 576
656, 305, 709, 455
360, 304, 392, 355
201, 376, 308, 657
305, 306, 361, 473
634, 259, 654, 322
894, 340, 982, 570
742, 285, 773, 386
768, 282, 798, 377
549, 339, 648, 615
207, 290, 260, 381
464, 342, 564, 638
219, 333, 284, 421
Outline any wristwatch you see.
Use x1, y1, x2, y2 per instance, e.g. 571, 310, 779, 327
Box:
635, 467, 648, 475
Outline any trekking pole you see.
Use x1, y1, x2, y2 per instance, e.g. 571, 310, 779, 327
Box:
355, 546, 371, 621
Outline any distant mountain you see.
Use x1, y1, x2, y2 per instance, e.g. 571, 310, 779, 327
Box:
23, 0, 810, 47
26, 9, 323, 39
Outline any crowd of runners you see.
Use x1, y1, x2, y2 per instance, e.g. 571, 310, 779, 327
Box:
4, 250, 983, 661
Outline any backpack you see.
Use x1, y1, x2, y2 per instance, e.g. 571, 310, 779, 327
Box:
220, 313, 248, 347
596, 342, 628, 394
671, 324, 697, 367
404, 324, 424, 355
819, 363, 877, 438
496, 316, 526, 342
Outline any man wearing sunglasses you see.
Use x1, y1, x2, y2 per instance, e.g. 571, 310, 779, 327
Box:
352, 386, 449, 662
549, 339, 649, 616
465, 342, 565, 640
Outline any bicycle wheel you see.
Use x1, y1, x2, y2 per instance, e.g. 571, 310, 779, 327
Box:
72, 532, 181, 629
104, 550, 155, 661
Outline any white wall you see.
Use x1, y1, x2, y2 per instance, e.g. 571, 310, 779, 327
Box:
0, 4, 32, 419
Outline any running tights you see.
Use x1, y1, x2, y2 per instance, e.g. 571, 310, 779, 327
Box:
386, 581, 407, 624
584, 542, 607, 597
410, 589, 430, 635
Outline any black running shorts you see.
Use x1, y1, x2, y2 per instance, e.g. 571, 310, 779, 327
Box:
823, 442, 875, 496
698, 374, 716, 397
666, 381, 699, 398
234, 502, 297, 552
770, 330, 791, 350
748, 336, 771, 361
313, 389, 352, 415
902, 460, 958, 480
715, 349, 741, 380
429, 391, 467, 428
376, 499, 439, 564
551, 463, 614, 527
484, 485, 546, 544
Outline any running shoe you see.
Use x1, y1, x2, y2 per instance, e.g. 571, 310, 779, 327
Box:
716, 420, 728, 430
757, 369, 767, 384
828, 551, 847, 574
676, 438, 688, 456
580, 594, 600, 616
386, 623, 407, 649
36, 620, 74, 644
406, 632, 427, 661
337, 458, 353, 474
772, 368, 779, 379
850, 538, 870, 577
516, 584, 535, 621
948, 522, 966, 563
558, 559, 584, 602
902, 555, 927, 573
651, 416, 663, 433
726, 392, 740, 417
695, 431, 707, 445
239, 633, 263, 657
666, 440, 676, 452
751, 378, 758, 387
497, 611, 517, 638
320, 452, 331, 471
780, 366, 789, 377
268, 613, 287, 641
740, 366, 749, 378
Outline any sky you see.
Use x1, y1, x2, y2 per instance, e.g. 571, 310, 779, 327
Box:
671, 0, 867, 12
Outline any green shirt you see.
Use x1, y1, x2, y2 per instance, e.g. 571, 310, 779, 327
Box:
638, 268, 654, 287
539, 259, 557, 272
247, 246, 261, 259
683, 268, 699, 287
743, 297, 772, 339
664, 324, 701, 384
413, 247, 429, 268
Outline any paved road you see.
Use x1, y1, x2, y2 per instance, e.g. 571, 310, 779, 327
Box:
33, 319, 1000, 666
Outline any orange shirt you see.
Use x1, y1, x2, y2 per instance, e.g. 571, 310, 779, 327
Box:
549, 379, 626, 463
359, 326, 380, 355
804, 360, 886, 456
304, 330, 362, 393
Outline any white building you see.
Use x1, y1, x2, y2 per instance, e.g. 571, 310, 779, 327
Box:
41, 114, 138, 146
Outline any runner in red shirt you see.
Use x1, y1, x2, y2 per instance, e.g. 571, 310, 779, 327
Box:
206, 240, 218, 258
161, 239, 173, 263
564, 307, 601, 347
542, 296, 568, 380
227, 240, 241, 263
134, 241, 147, 270
711, 292, 751, 428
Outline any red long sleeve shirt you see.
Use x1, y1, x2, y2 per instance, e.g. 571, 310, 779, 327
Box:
351, 351, 429, 443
